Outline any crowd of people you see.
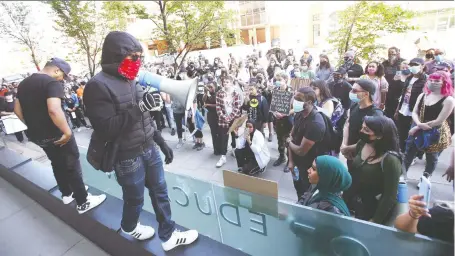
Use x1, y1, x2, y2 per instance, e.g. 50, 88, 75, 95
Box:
1, 31, 454, 247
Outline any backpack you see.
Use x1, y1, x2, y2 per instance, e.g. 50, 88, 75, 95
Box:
317, 97, 345, 136
316, 110, 338, 154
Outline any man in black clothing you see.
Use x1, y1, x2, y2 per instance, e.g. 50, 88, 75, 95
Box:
328, 67, 352, 110
14, 58, 106, 214
341, 50, 364, 85
382, 47, 406, 118
288, 87, 329, 198
340, 79, 383, 162
242, 85, 269, 134
0, 91, 25, 142
83, 31, 197, 250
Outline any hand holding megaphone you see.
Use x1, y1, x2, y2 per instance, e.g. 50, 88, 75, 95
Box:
139, 91, 163, 112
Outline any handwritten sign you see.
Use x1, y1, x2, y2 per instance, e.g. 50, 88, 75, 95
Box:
270, 90, 293, 115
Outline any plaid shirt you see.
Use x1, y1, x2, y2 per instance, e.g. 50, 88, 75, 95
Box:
216, 89, 241, 128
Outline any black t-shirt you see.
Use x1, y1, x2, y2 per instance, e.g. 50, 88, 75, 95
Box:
348, 104, 383, 145
417, 204, 454, 243
16, 73, 64, 141
291, 109, 327, 170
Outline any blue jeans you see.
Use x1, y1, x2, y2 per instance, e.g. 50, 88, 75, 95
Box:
114, 145, 175, 241
403, 136, 439, 177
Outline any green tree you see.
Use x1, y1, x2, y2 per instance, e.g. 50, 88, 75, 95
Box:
47, 0, 132, 77
135, 0, 238, 72
0, 2, 44, 71
328, 1, 418, 64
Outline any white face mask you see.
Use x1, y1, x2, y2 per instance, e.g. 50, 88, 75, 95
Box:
5, 96, 13, 102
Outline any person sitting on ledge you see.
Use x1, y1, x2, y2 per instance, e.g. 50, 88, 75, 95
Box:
298, 155, 352, 216
234, 119, 270, 175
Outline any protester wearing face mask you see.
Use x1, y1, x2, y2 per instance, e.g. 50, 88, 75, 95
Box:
383, 47, 406, 117
360, 61, 389, 109
287, 87, 331, 198
215, 76, 242, 168
340, 79, 383, 167
203, 82, 219, 155
300, 50, 313, 67
404, 71, 455, 188
327, 68, 352, 110
261, 77, 274, 142
425, 49, 445, 75
242, 85, 269, 135
298, 155, 352, 216
284, 54, 296, 71
272, 73, 294, 172
63, 87, 89, 132
341, 51, 364, 85
249, 68, 259, 84
343, 116, 401, 224
315, 54, 334, 82
267, 59, 279, 81
290, 63, 305, 92
394, 58, 428, 152
0, 91, 25, 142
385, 61, 410, 118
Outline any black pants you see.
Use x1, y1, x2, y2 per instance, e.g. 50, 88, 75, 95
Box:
216, 125, 230, 155
235, 147, 259, 174
14, 132, 24, 142
397, 113, 412, 152
67, 108, 87, 128
275, 117, 292, 156
161, 107, 171, 128
174, 113, 185, 139
208, 114, 219, 154
41, 136, 87, 205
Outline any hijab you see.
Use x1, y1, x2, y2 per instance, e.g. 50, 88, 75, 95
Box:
307, 155, 352, 216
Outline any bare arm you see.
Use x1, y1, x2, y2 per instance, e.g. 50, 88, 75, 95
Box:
13, 100, 24, 121
411, 93, 424, 125
289, 136, 315, 156
47, 98, 72, 136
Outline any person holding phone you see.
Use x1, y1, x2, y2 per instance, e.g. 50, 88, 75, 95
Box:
394, 195, 454, 243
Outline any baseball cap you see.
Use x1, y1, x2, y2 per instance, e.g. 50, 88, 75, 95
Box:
334, 67, 347, 75
435, 61, 452, 71
409, 58, 425, 65
48, 57, 71, 79
356, 79, 376, 96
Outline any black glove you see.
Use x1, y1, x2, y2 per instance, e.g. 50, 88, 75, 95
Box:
153, 130, 174, 164
139, 91, 163, 112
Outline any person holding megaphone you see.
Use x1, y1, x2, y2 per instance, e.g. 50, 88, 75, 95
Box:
83, 31, 198, 251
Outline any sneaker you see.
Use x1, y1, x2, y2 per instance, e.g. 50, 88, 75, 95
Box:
273, 155, 286, 167
62, 185, 89, 204
283, 166, 290, 173
171, 128, 176, 136
176, 139, 184, 149
122, 222, 155, 241
85, 125, 92, 129
216, 156, 226, 168
197, 142, 205, 151
162, 229, 199, 251
237, 168, 243, 173
192, 143, 200, 149
77, 193, 107, 214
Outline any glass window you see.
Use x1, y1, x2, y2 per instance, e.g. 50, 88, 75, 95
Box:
254, 13, 260, 25
247, 14, 253, 26
241, 15, 247, 27
260, 13, 267, 24
246, 8, 252, 15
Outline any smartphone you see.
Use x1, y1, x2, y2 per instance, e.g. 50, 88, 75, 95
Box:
396, 70, 402, 76
418, 176, 431, 209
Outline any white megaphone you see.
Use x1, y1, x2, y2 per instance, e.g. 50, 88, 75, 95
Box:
138, 71, 198, 113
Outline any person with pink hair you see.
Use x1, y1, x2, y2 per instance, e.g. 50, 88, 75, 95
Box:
404, 70, 455, 188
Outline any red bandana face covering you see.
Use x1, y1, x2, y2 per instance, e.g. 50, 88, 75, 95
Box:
118, 58, 141, 80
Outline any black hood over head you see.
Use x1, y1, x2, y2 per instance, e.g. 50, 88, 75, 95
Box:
101, 31, 143, 78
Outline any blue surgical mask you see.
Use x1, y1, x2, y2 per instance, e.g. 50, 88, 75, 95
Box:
435, 55, 442, 62
349, 92, 360, 103
274, 81, 281, 87
401, 69, 411, 76
409, 66, 421, 74
293, 100, 305, 113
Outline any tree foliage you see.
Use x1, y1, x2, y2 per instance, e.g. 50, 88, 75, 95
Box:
328, 1, 418, 64
136, 0, 238, 72
0, 2, 44, 71
47, 0, 132, 77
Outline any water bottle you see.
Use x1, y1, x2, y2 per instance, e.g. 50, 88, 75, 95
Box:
397, 181, 408, 203
293, 167, 300, 181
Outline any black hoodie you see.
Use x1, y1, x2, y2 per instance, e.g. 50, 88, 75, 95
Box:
84, 31, 156, 161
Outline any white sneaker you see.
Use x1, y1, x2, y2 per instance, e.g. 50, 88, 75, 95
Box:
62, 185, 89, 204
77, 193, 106, 214
162, 229, 199, 251
176, 139, 184, 149
216, 156, 226, 168
122, 222, 155, 241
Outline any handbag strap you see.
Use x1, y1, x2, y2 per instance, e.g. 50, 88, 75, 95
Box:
419, 94, 426, 122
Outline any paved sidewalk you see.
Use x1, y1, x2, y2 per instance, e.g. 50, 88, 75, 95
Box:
1, 121, 453, 204
0, 176, 109, 256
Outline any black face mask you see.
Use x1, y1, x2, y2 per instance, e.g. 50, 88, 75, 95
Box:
334, 76, 342, 83
425, 53, 434, 59
252, 72, 258, 76
344, 57, 351, 62
359, 132, 374, 144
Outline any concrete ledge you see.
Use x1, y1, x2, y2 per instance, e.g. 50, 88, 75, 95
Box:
0, 153, 246, 256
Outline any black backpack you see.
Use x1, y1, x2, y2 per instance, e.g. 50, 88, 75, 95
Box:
316, 111, 338, 154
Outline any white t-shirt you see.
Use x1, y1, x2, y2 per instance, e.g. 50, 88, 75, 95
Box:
399, 77, 419, 117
